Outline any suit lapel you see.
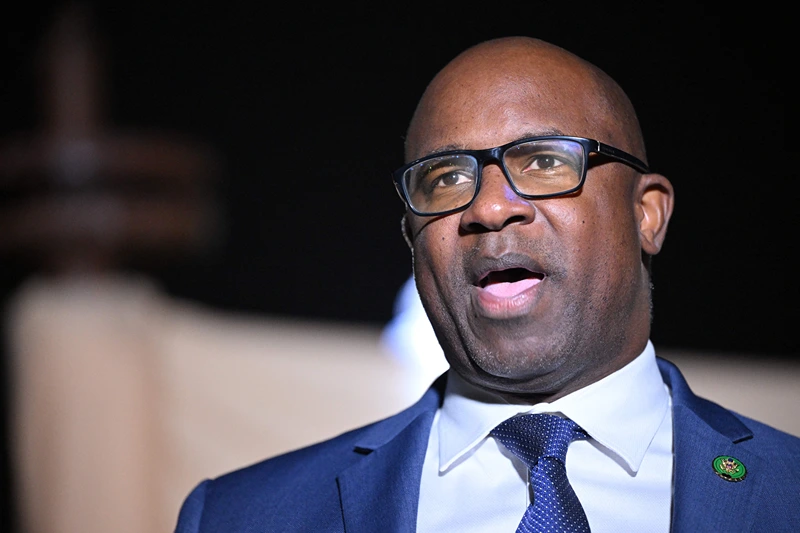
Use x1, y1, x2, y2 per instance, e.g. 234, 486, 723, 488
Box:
337, 376, 444, 533
334, 360, 771, 532
659, 358, 765, 532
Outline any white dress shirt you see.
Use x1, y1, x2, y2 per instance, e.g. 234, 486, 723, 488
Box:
416, 341, 673, 533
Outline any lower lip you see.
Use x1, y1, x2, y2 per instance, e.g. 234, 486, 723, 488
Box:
472, 278, 542, 318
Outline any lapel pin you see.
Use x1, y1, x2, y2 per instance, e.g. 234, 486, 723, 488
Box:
712, 455, 747, 482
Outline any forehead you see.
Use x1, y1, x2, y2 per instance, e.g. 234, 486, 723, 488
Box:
406, 44, 624, 161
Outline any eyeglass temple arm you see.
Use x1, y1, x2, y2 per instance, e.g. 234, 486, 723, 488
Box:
595, 142, 650, 174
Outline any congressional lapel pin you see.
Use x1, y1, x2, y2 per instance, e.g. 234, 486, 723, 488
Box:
712, 455, 747, 482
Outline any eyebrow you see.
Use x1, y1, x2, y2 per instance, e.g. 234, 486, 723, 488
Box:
426, 128, 568, 156
421, 157, 468, 173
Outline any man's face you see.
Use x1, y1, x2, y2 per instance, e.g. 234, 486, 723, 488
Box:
405, 45, 656, 401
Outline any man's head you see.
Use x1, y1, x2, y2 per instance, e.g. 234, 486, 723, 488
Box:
398, 36, 674, 403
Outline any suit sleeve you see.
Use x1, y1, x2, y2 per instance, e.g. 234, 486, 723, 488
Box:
174, 480, 209, 533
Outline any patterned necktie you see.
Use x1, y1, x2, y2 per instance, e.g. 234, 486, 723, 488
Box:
491, 413, 591, 533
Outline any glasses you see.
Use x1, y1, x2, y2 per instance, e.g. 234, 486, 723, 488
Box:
392, 135, 649, 216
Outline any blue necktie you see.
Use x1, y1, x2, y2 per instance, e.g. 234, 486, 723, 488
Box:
491, 413, 591, 533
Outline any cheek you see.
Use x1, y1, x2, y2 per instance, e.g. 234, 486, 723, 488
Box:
412, 214, 455, 261
410, 218, 469, 345
545, 195, 640, 287
411, 217, 462, 296
540, 201, 595, 261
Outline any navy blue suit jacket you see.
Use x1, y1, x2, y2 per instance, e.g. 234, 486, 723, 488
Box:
175, 358, 800, 532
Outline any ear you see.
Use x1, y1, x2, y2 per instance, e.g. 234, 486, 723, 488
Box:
400, 213, 417, 275
636, 173, 674, 255
401, 213, 414, 250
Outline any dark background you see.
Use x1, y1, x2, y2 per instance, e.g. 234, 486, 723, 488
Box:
0, 1, 794, 528
2, 2, 793, 355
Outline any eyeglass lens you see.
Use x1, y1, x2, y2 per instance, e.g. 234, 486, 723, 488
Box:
404, 138, 586, 214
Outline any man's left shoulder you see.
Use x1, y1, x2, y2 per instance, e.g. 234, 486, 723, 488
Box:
730, 410, 800, 458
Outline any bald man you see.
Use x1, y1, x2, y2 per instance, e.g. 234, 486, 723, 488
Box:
175, 37, 800, 533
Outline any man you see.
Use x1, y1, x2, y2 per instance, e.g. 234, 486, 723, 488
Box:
175, 36, 800, 532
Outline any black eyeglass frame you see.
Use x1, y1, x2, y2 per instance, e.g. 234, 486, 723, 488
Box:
392, 135, 650, 217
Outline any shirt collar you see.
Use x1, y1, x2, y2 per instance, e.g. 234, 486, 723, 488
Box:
437, 340, 669, 473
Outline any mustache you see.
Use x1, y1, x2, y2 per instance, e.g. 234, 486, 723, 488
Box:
462, 234, 564, 283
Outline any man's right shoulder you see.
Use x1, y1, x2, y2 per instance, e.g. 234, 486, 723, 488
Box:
174, 379, 446, 532
174, 417, 396, 532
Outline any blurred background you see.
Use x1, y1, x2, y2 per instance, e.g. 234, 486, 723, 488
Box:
0, 2, 794, 532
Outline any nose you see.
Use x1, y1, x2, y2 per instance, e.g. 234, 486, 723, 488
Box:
459, 163, 536, 232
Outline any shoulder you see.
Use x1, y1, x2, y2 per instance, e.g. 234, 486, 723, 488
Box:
659, 355, 799, 488
728, 410, 800, 462
210, 420, 380, 494
174, 427, 369, 532
658, 357, 800, 526
659, 356, 799, 439
174, 377, 445, 532
660, 356, 800, 448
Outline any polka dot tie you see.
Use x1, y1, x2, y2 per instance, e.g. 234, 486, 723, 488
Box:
491, 413, 590, 533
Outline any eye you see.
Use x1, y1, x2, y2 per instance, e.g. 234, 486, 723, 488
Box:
432, 170, 473, 188
524, 154, 565, 171
408, 154, 478, 197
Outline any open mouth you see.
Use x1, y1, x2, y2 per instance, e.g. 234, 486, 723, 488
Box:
477, 268, 544, 298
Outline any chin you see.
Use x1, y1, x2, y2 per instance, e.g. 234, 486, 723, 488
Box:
462, 342, 574, 387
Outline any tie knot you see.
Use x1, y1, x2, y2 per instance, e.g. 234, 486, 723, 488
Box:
491, 413, 587, 466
